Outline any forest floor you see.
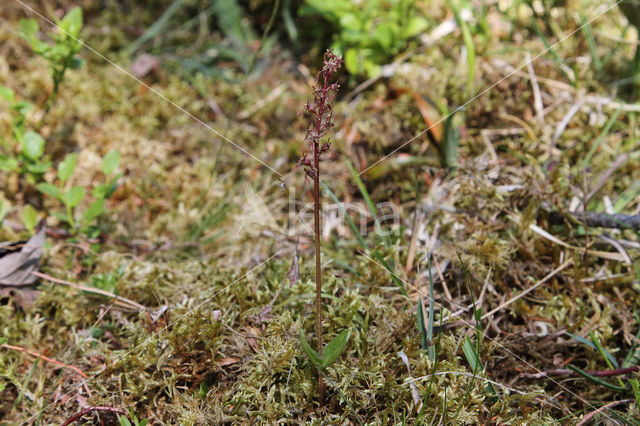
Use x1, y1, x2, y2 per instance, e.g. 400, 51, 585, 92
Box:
1, 1, 640, 424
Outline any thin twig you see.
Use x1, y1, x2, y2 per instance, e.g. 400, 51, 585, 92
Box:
32, 271, 147, 312
526, 52, 545, 127
576, 399, 633, 426
522, 366, 639, 379
62, 406, 130, 426
481, 260, 573, 321
1, 343, 89, 393
548, 211, 640, 230
405, 371, 527, 395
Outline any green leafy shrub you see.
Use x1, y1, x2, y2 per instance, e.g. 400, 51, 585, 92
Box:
37, 149, 121, 236
0, 88, 50, 184
19, 6, 85, 110
301, 0, 428, 77
0, 6, 85, 187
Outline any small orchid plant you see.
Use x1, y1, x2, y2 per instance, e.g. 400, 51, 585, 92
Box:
297, 49, 351, 407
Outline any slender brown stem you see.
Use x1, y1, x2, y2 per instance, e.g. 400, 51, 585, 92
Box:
62, 406, 130, 426
1, 343, 88, 379
314, 118, 325, 406
299, 49, 341, 407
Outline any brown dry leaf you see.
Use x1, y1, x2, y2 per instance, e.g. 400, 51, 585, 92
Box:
0, 287, 40, 308
0, 225, 45, 286
287, 253, 299, 287
410, 91, 443, 142
217, 357, 241, 367
244, 326, 261, 352
130, 53, 159, 78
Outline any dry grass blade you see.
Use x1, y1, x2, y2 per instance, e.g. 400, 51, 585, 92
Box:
31, 271, 147, 312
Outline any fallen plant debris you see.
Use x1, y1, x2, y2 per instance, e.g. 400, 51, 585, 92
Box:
522, 365, 640, 379
61, 406, 130, 426
0, 223, 44, 286
548, 210, 640, 230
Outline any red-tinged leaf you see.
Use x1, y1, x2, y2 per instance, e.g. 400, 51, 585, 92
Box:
411, 91, 443, 142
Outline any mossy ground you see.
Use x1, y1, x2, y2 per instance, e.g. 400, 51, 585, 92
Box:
1, 0, 640, 424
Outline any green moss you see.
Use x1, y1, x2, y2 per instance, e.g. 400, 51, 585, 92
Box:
1, 1, 639, 423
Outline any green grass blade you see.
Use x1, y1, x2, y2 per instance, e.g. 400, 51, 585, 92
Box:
441, 109, 462, 168
416, 296, 428, 350
126, 0, 186, 54
567, 364, 626, 392
622, 312, 640, 368
451, 3, 476, 95
566, 331, 619, 369
426, 252, 436, 361
345, 158, 390, 248
579, 12, 602, 75
583, 107, 622, 168
321, 180, 367, 248
630, 378, 640, 412
14, 354, 40, 408
532, 20, 574, 86
462, 335, 481, 373
372, 250, 407, 296
589, 331, 619, 370
322, 180, 406, 295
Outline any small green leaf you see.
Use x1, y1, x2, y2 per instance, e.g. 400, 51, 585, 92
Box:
62, 186, 85, 208
22, 132, 45, 161
59, 6, 83, 39
93, 179, 120, 200
25, 161, 51, 175
57, 153, 77, 183
0, 86, 14, 102
93, 183, 107, 199
101, 149, 120, 176
405, 16, 429, 37
50, 44, 70, 59
52, 211, 71, 224
119, 416, 133, 426
0, 155, 19, 172
343, 48, 360, 75
321, 329, 351, 369
373, 22, 395, 50
299, 328, 323, 369
69, 57, 85, 69
21, 204, 38, 233
339, 13, 361, 31
12, 100, 32, 116
37, 183, 61, 199
83, 199, 105, 222
18, 18, 39, 38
